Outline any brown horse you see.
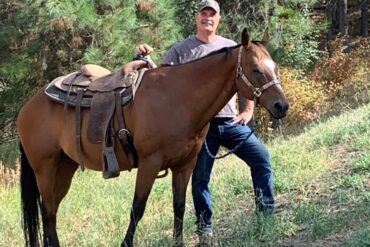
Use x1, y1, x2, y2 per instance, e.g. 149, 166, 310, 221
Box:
17, 29, 288, 247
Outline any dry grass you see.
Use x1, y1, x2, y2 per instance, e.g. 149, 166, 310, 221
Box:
0, 160, 19, 189
310, 37, 370, 91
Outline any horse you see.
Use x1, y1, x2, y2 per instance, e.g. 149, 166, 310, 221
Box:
17, 29, 289, 247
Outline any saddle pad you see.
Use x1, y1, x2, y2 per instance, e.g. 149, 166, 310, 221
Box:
53, 74, 88, 93
44, 82, 132, 108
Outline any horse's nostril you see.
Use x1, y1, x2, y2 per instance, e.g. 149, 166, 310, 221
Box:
274, 102, 283, 111
274, 101, 289, 112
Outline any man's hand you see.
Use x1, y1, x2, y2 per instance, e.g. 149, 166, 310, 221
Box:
232, 110, 253, 125
135, 43, 154, 56
233, 95, 254, 125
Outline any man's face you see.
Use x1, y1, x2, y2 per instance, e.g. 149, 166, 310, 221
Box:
195, 8, 220, 34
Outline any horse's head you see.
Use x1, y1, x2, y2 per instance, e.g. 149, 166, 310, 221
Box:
236, 28, 289, 119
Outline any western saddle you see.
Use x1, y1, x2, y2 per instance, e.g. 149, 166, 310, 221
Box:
45, 61, 150, 178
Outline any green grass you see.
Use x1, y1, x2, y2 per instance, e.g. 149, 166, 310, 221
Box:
1, 103, 370, 246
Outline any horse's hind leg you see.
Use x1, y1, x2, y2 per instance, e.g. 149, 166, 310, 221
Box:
33, 154, 78, 246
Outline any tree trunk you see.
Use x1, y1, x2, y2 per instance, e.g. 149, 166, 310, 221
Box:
337, 0, 348, 37
326, 0, 335, 56
326, 1, 334, 41
361, 0, 369, 37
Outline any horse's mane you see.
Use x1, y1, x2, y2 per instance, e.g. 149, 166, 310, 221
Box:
161, 44, 241, 67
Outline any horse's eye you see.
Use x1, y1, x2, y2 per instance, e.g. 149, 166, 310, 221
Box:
253, 69, 262, 74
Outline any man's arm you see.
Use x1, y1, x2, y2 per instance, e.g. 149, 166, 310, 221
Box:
232, 92, 254, 125
135, 43, 180, 66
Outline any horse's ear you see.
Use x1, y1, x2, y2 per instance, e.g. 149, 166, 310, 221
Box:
241, 28, 251, 47
262, 30, 269, 46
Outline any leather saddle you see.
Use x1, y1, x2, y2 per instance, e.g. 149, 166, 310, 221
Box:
45, 61, 148, 178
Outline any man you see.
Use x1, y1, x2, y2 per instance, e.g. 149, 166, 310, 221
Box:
135, 0, 275, 237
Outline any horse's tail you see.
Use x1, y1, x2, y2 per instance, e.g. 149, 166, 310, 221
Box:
20, 143, 42, 247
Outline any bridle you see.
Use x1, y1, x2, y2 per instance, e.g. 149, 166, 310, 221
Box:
236, 46, 280, 102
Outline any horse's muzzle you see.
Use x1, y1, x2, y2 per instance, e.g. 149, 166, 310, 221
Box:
270, 100, 289, 119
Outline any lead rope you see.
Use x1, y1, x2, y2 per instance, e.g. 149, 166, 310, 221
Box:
204, 128, 255, 160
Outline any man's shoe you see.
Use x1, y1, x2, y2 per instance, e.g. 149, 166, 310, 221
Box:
196, 224, 213, 245
196, 224, 213, 237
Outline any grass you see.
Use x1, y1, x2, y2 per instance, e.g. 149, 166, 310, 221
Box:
1, 103, 370, 246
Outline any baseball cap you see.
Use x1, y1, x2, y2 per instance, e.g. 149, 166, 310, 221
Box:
198, 0, 220, 13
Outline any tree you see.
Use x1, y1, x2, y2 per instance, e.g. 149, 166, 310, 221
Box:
338, 0, 349, 39
361, 0, 369, 37
326, 0, 335, 41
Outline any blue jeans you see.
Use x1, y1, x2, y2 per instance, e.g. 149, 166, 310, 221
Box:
192, 118, 275, 226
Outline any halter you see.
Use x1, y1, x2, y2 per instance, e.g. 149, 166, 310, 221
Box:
236, 46, 280, 102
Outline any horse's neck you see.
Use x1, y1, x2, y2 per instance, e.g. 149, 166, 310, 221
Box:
136, 48, 239, 137
173, 49, 238, 132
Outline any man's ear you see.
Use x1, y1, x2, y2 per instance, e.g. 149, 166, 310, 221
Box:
241, 28, 251, 47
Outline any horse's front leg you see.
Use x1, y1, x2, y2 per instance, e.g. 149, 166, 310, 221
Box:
121, 156, 162, 247
171, 161, 196, 247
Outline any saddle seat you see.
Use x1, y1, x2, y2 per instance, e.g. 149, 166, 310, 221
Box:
44, 61, 149, 179
53, 63, 141, 95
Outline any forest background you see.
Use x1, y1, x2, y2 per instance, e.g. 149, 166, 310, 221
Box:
0, 1, 369, 246
0, 0, 369, 165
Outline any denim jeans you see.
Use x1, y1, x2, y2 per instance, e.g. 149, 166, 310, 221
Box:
191, 118, 275, 226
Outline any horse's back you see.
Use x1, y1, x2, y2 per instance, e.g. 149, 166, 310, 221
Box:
18, 86, 133, 172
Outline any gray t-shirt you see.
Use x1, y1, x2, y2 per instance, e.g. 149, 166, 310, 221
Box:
162, 35, 238, 118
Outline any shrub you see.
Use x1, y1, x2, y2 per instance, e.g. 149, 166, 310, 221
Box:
254, 67, 325, 136
309, 37, 370, 103
281, 68, 325, 125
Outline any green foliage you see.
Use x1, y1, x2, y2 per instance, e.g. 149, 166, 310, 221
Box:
269, 4, 322, 72
175, 0, 198, 37
176, 1, 322, 72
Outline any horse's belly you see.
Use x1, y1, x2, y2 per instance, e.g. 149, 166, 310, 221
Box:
59, 108, 133, 172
